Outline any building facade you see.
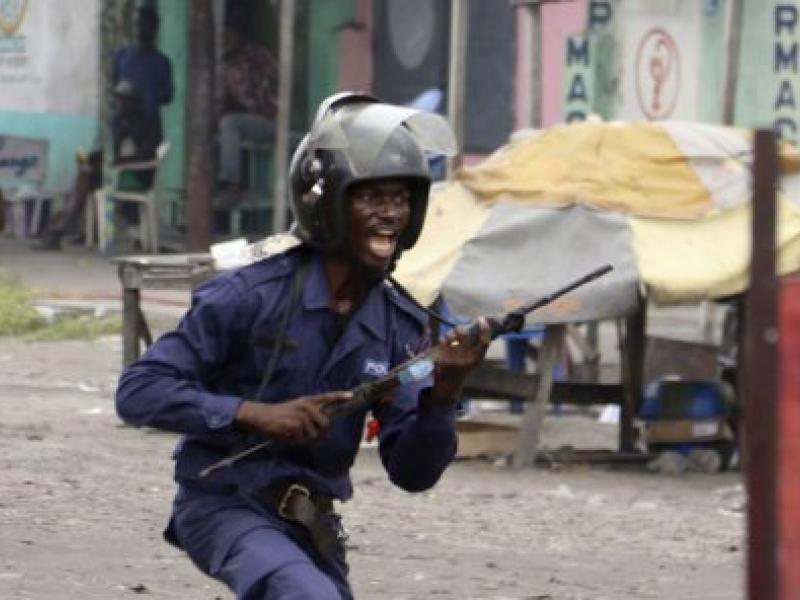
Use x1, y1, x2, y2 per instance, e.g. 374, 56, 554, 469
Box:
2, 0, 799, 236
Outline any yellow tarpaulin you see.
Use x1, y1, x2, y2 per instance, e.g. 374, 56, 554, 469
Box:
395, 121, 800, 310
457, 121, 800, 219
394, 182, 490, 307
631, 194, 800, 303
457, 122, 716, 217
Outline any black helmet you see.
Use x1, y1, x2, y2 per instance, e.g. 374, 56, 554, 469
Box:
289, 92, 455, 260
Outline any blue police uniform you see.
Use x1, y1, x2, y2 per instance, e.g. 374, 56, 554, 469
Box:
116, 247, 458, 599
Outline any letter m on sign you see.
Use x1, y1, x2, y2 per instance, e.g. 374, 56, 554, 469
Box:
775, 42, 798, 72
567, 37, 590, 66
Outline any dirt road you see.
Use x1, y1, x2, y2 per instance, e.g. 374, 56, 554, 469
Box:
0, 338, 744, 599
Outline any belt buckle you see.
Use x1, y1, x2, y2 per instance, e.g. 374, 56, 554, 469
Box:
278, 483, 310, 519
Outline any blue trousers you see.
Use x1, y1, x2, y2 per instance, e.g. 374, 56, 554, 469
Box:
167, 486, 352, 600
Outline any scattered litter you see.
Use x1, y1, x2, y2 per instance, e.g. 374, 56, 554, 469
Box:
586, 494, 607, 506
412, 572, 425, 581
127, 583, 150, 594
630, 499, 659, 511
493, 456, 510, 468
716, 484, 745, 516
34, 306, 58, 323
648, 448, 726, 474
647, 451, 688, 475
78, 407, 104, 416
598, 404, 620, 424
552, 484, 575, 499
687, 447, 723, 473
77, 382, 100, 393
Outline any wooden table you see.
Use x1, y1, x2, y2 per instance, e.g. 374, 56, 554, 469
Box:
461, 298, 646, 462
112, 253, 215, 367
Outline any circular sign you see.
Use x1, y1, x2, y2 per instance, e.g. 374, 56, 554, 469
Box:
0, 0, 28, 35
634, 28, 681, 120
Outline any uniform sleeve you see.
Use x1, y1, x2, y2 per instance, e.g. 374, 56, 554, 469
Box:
115, 276, 247, 435
375, 325, 458, 493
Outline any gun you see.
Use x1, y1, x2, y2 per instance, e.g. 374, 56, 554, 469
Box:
198, 264, 613, 478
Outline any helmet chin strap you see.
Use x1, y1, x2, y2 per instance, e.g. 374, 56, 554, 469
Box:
334, 240, 458, 328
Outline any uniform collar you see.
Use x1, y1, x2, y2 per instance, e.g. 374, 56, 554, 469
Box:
354, 283, 388, 341
302, 252, 331, 311
301, 253, 388, 341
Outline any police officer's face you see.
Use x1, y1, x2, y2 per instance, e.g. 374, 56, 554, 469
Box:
346, 180, 411, 272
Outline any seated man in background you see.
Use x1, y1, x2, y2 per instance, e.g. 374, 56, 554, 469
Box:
32, 79, 161, 252
217, 10, 279, 205
30, 147, 103, 251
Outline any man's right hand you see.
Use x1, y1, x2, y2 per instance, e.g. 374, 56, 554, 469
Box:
234, 392, 353, 444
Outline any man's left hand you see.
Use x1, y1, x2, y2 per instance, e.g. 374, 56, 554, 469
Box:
427, 318, 491, 406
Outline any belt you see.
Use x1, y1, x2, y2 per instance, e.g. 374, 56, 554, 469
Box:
254, 481, 338, 561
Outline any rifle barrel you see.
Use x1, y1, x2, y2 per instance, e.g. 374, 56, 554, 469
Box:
198, 263, 614, 478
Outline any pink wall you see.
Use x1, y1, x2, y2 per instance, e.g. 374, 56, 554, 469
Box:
540, 0, 587, 127
338, 0, 373, 91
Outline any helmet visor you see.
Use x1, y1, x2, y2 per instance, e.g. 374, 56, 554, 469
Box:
307, 116, 350, 150
308, 103, 457, 178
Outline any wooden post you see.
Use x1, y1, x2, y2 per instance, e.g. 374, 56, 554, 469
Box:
121, 287, 140, 368
119, 263, 143, 369
620, 294, 646, 452
722, 0, 743, 125
185, 0, 215, 251
446, 0, 468, 179
744, 129, 779, 600
271, 0, 295, 233
778, 278, 800, 598
512, 324, 565, 469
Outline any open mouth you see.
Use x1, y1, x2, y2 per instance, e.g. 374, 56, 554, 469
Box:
366, 229, 399, 260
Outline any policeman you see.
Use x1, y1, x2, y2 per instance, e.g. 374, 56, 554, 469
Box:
115, 93, 489, 599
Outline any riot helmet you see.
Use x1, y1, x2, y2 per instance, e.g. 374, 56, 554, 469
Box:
289, 92, 456, 265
